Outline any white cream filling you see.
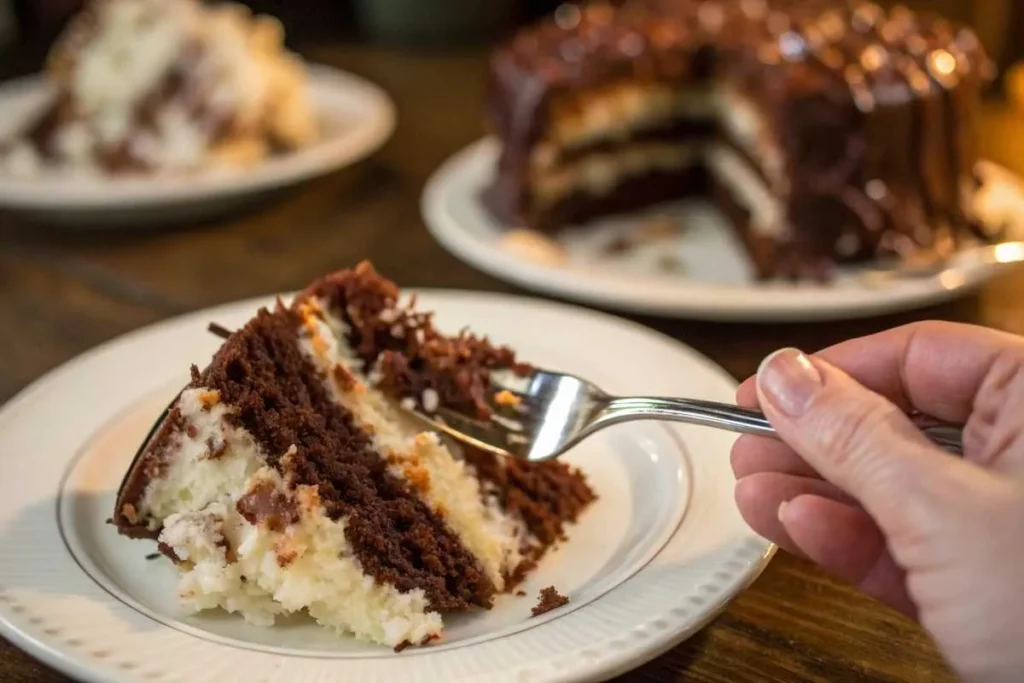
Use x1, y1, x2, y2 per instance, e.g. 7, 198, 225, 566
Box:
532, 142, 704, 207
542, 83, 784, 181
530, 83, 792, 230
140, 387, 442, 647
715, 87, 786, 184
706, 144, 788, 238
546, 82, 718, 152
528, 136, 787, 238
295, 301, 528, 591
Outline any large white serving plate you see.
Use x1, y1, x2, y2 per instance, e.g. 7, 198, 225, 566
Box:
424, 138, 1024, 322
0, 289, 772, 682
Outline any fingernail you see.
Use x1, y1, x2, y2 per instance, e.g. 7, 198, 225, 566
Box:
757, 348, 822, 417
777, 500, 790, 523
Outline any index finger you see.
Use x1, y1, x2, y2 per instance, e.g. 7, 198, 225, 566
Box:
736, 321, 1024, 424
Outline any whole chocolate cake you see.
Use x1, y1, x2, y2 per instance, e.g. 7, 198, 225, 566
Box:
485, 0, 996, 279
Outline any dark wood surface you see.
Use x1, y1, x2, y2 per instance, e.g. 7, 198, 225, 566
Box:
4, 42, 1024, 682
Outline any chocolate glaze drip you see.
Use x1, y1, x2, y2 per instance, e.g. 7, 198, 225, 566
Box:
485, 0, 996, 279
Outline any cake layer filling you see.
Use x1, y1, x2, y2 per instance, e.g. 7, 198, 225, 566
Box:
706, 144, 787, 238
531, 141, 704, 208
294, 297, 527, 590
535, 83, 785, 186
530, 139, 786, 237
544, 82, 719, 152
299, 264, 597, 573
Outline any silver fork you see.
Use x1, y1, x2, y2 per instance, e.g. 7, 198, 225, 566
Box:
408, 368, 965, 462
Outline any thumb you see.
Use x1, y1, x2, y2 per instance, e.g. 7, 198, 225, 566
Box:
755, 348, 960, 528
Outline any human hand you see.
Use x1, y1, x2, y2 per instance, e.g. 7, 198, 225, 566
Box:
731, 321, 1024, 683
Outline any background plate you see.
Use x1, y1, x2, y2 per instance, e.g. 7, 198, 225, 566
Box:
0, 65, 396, 226
423, 138, 1024, 322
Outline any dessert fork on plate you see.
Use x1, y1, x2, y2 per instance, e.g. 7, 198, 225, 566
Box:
405, 367, 965, 462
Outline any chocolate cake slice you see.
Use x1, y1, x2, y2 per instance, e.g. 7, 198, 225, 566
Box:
485, 0, 997, 280
0, 0, 317, 177
113, 262, 594, 648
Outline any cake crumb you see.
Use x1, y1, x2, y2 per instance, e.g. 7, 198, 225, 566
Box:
602, 234, 633, 256
332, 363, 358, 392
515, 589, 527, 597
494, 389, 522, 408
635, 216, 680, 240
145, 552, 161, 561
120, 503, 138, 524
207, 322, 233, 339
501, 229, 566, 265
421, 388, 440, 413
198, 390, 221, 410
657, 254, 684, 273
531, 586, 569, 616
203, 434, 228, 460
393, 633, 439, 653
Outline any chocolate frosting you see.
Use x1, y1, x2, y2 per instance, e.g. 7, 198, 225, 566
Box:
485, 0, 996, 278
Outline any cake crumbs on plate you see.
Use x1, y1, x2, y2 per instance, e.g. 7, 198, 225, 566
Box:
515, 589, 527, 597
494, 389, 522, 408
531, 586, 569, 616
393, 633, 439, 652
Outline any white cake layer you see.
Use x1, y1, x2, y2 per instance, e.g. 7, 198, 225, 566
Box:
143, 387, 442, 647
538, 83, 785, 184
531, 141, 704, 208
529, 139, 788, 238
544, 82, 719, 152
705, 144, 788, 238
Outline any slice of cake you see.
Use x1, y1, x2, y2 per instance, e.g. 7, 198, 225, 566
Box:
113, 262, 595, 649
485, 0, 997, 280
1, 0, 317, 177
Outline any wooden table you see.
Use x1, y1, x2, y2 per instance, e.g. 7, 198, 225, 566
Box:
4, 42, 1024, 682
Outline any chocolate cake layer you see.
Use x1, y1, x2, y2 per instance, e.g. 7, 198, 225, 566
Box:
301, 263, 532, 421
485, 0, 995, 278
117, 304, 495, 613
519, 164, 711, 233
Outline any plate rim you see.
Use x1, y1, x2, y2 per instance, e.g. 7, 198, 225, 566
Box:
0, 288, 776, 683
422, 137, 1020, 322
0, 63, 397, 209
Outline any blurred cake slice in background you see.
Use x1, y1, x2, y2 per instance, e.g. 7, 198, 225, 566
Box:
1, 0, 317, 177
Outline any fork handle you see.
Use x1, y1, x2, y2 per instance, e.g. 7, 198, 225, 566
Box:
600, 397, 963, 456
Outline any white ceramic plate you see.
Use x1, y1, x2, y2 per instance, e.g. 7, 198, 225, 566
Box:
0, 65, 396, 226
423, 138, 1024, 322
0, 290, 772, 683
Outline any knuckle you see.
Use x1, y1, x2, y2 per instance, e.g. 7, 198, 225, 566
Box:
967, 347, 1024, 468
809, 392, 908, 485
814, 395, 888, 459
